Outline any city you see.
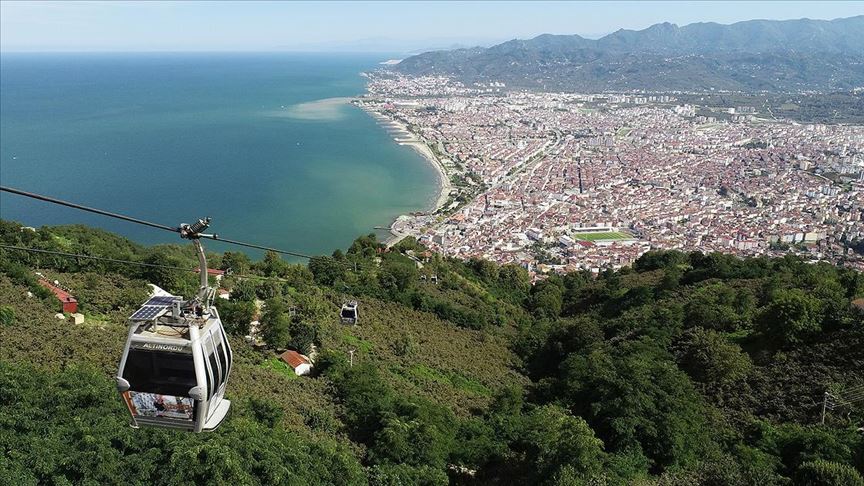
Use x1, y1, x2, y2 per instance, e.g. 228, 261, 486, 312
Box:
360, 73, 864, 274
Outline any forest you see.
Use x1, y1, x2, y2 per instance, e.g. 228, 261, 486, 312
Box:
0, 219, 862, 485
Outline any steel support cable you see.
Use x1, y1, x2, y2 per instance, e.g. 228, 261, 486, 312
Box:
840, 385, 864, 395
1, 185, 392, 272
838, 392, 864, 403
0, 185, 178, 233
0, 245, 292, 283
0, 245, 189, 271
1, 185, 316, 259
202, 234, 313, 259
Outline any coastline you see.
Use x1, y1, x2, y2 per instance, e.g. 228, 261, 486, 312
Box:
355, 103, 452, 244
398, 139, 451, 213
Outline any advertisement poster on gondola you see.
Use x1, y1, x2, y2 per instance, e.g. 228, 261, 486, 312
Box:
125, 391, 194, 420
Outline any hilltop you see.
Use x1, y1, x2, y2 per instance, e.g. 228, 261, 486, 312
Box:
395, 16, 864, 92
1, 220, 863, 484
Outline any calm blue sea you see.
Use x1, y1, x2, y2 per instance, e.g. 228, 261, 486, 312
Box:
0, 53, 437, 259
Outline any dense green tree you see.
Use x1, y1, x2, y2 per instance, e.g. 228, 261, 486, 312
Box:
246, 397, 285, 427
676, 328, 752, 386
684, 283, 748, 332
367, 463, 448, 486
468, 257, 500, 283
558, 340, 716, 472
753, 422, 864, 478
329, 363, 394, 443
141, 252, 198, 296
256, 250, 289, 277
758, 289, 823, 344
220, 251, 251, 275
496, 263, 531, 303
529, 280, 564, 319
347, 233, 383, 258
657, 265, 683, 293
260, 298, 290, 348
294, 287, 332, 321
229, 279, 259, 302
0, 305, 15, 326
796, 459, 864, 486
370, 399, 457, 469
309, 255, 346, 286
379, 256, 418, 293
287, 321, 318, 355
215, 299, 256, 336
634, 250, 689, 271
518, 404, 606, 481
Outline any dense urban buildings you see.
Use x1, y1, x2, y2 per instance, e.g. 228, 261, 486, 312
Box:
360, 73, 864, 274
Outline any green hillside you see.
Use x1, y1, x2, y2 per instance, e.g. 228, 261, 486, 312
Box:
1, 220, 862, 485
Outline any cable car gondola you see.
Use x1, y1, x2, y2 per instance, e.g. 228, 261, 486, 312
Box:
115, 218, 232, 432
340, 300, 359, 325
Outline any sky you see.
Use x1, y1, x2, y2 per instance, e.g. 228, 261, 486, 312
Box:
1, 1, 862, 53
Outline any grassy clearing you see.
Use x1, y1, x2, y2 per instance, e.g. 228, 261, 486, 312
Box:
574, 231, 632, 241
342, 333, 374, 353
261, 357, 297, 379
406, 363, 492, 397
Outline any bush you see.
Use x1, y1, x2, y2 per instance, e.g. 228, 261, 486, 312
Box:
215, 299, 256, 336
0, 305, 14, 326
676, 328, 752, 385
758, 289, 823, 345
796, 459, 864, 486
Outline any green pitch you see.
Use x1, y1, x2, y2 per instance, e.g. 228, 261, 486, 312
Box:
574, 231, 632, 241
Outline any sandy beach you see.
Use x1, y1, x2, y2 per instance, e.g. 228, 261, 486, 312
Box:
360, 107, 452, 214
398, 139, 452, 212
354, 104, 454, 245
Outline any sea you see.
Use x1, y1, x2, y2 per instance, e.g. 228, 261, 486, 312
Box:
0, 53, 438, 259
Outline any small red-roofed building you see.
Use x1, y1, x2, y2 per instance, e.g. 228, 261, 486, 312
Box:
279, 350, 313, 376
37, 278, 78, 313
194, 267, 225, 276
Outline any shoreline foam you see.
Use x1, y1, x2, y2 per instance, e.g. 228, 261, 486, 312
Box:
355, 103, 451, 244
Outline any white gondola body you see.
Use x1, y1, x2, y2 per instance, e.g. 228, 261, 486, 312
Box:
115, 296, 232, 432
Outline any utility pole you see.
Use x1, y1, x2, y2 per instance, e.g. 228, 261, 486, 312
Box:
821, 392, 829, 425
820, 386, 864, 426
348, 348, 355, 368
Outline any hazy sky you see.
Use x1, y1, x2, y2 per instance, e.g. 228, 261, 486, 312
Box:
2, 1, 862, 53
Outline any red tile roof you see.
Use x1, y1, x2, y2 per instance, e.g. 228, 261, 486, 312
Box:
279, 350, 310, 369
194, 268, 225, 276
37, 279, 78, 313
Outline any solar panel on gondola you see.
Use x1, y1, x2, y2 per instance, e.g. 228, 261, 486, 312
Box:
145, 295, 181, 306
130, 305, 170, 321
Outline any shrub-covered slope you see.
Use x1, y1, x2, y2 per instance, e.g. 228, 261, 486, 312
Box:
1, 220, 862, 485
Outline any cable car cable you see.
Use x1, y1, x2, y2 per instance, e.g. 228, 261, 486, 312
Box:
203, 234, 312, 259
0, 244, 293, 283
2, 185, 385, 270
0, 244, 191, 271
1, 185, 314, 259
0, 185, 178, 233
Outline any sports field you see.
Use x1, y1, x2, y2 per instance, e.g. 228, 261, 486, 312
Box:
574, 231, 632, 241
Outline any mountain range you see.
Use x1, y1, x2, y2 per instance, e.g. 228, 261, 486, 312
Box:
394, 16, 864, 92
